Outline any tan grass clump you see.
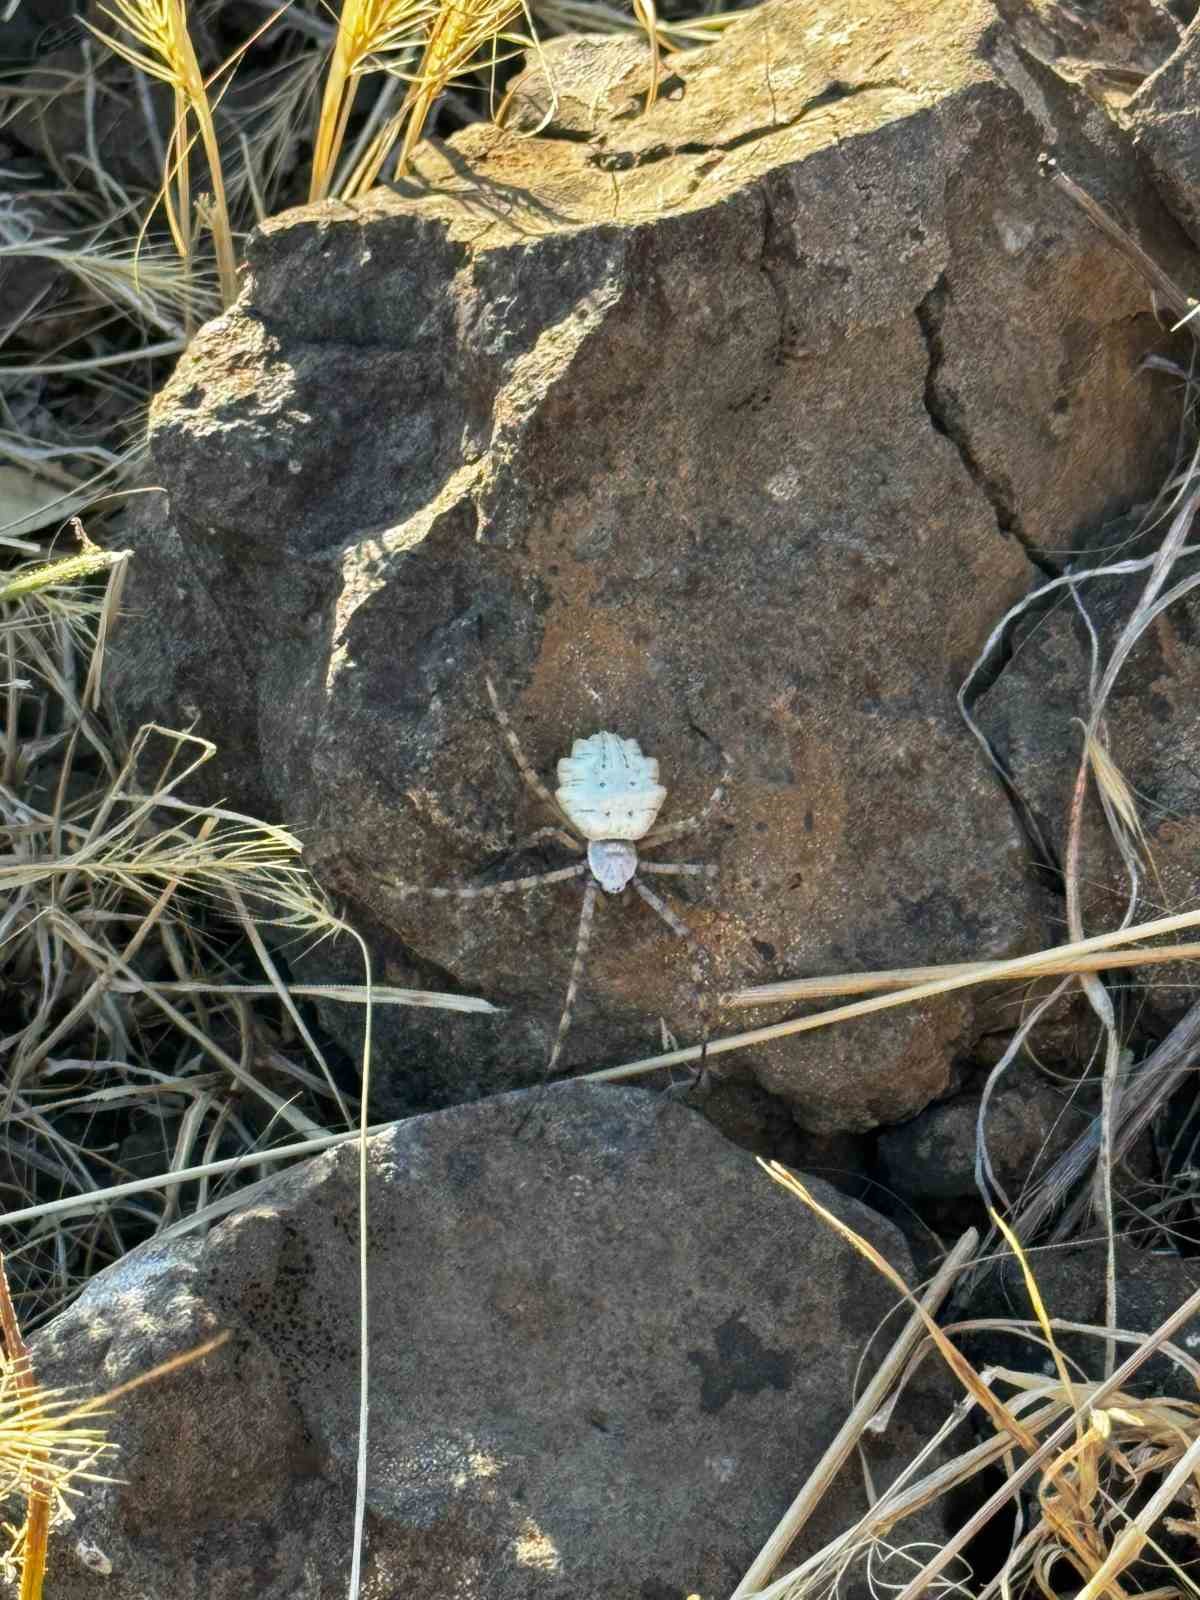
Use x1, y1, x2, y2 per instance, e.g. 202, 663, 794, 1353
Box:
0, 531, 494, 1322
88, 0, 238, 306
0, 1238, 227, 1600
731, 1165, 1200, 1600
308, 0, 439, 201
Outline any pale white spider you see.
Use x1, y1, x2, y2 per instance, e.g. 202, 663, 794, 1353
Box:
395, 677, 730, 1075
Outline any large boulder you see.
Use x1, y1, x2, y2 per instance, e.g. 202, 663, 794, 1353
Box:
110, 0, 1193, 1132
31, 1083, 949, 1599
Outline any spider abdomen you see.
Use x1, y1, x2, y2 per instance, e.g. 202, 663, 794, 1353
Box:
556, 732, 667, 842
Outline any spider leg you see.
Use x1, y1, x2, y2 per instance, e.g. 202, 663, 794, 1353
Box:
632, 876, 715, 1087
391, 862, 587, 900
486, 675, 579, 834
547, 877, 599, 1078
512, 876, 601, 1137
510, 825, 585, 855
637, 861, 717, 881
641, 751, 732, 850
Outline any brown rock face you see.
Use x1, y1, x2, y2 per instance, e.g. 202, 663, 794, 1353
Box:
111, 0, 1190, 1131
30, 1084, 950, 1599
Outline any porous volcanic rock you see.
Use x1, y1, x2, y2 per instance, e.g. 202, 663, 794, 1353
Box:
974, 517, 1200, 1001
31, 1083, 949, 1599
1128, 14, 1200, 247
110, 0, 1193, 1131
876, 1056, 1095, 1205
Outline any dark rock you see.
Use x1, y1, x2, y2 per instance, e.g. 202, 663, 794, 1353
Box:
108, 0, 1194, 1132
966, 1237, 1200, 1398
992, 0, 1181, 108
974, 519, 1200, 1007
1128, 14, 1200, 247
31, 1082, 950, 1599
877, 1057, 1095, 1205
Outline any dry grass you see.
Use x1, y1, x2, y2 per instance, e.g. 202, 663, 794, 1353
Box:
0, 530, 493, 1326
0, 182, 202, 547
731, 1167, 1200, 1600
88, 0, 239, 306
307, 0, 438, 201
346, 0, 537, 191
0, 1239, 228, 1600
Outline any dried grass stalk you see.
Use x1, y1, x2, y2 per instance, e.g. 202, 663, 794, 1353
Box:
308, 0, 437, 201
744, 1165, 1200, 1600
89, 0, 238, 304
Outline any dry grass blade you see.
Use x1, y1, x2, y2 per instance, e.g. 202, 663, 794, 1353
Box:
1009, 998, 1200, 1247
1043, 162, 1200, 335
344, 0, 534, 192
731, 1228, 979, 1598
0, 551, 127, 613
0, 1250, 110, 1600
630, 0, 661, 105
532, 0, 745, 44
753, 1171, 1200, 1600
0, 1121, 400, 1230
0, 1234, 227, 1600
0, 540, 484, 1324
1085, 733, 1154, 881
88, 0, 238, 304
309, 0, 438, 201
728, 943, 1200, 1008
589, 907, 1200, 1083
761, 1164, 1040, 1452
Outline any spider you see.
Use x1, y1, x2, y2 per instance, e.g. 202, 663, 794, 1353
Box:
394, 677, 730, 1076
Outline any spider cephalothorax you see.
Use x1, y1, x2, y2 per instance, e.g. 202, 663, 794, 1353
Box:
393, 678, 730, 1075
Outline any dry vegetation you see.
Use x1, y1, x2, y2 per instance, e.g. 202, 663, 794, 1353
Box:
0, 532, 494, 1328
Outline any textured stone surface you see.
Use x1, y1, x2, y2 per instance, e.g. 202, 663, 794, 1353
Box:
502, 32, 656, 135
31, 1083, 948, 1599
108, 0, 1193, 1132
876, 1056, 1094, 1204
993, 0, 1181, 106
975, 523, 1200, 984
1128, 15, 1200, 246
967, 1238, 1200, 1397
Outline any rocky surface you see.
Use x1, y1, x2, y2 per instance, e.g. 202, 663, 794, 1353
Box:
876, 1056, 1095, 1205
974, 519, 1200, 976
1128, 15, 1200, 247
30, 1083, 948, 1599
992, 0, 1181, 108
108, 0, 1196, 1133
501, 32, 657, 135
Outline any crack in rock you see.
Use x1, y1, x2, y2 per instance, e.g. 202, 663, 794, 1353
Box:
915, 273, 1059, 580
590, 78, 907, 173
